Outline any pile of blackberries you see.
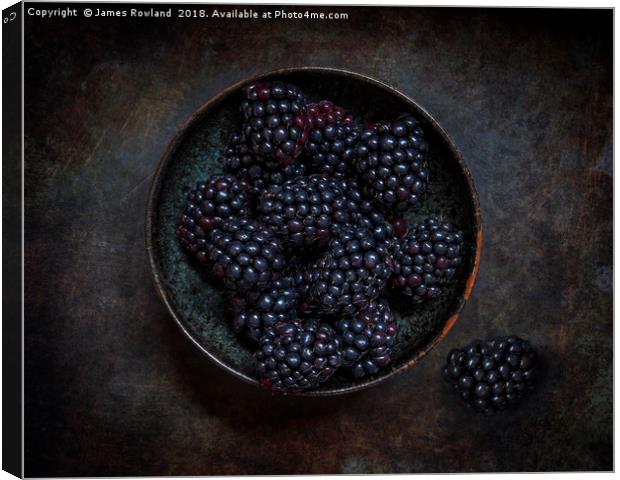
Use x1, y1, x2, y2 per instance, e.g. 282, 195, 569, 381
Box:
177, 80, 466, 393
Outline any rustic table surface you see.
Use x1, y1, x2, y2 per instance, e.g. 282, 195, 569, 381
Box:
24, 5, 612, 475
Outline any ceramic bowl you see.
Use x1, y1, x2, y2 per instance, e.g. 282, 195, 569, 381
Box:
145, 67, 482, 396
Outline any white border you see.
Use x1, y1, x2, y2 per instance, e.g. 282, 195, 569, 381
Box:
0, 1, 615, 480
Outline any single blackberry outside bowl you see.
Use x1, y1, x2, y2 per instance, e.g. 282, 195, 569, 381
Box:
146, 67, 482, 396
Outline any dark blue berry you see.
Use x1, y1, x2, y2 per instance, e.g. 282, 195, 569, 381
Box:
391, 216, 463, 304
241, 82, 309, 163
355, 114, 429, 211
442, 336, 538, 414
256, 319, 341, 392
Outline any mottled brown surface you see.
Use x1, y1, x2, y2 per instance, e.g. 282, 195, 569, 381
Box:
23, 5, 612, 475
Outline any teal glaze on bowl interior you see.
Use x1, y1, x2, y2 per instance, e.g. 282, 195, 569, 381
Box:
146, 67, 482, 396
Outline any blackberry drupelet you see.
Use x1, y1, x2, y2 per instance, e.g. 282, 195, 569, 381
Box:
223, 132, 306, 196
442, 336, 538, 414
290, 267, 311, 300
305, 225, 395, 316
391, 216, 463, 303
257, 175, 349, 247
391, 217, 409, 239
231, 277, 299, 343
306, 101, 359, 177
177, 175, 250, 263
335, 298, 400, 378
241, 81, 309, 164
355, 113, 429, 212
206, 218, 286, 291
255, 319, 342, 392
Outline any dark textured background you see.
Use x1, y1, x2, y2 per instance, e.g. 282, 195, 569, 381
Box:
24, 5, 613, 475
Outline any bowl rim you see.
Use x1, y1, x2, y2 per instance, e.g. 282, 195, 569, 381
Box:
145, 66, 483, 397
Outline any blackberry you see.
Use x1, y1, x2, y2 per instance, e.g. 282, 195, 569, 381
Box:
355, 113, 429, 212
442, 336, 538, 414
206, 218, 286, 291
257, 175, 349, 247
231, 277, 298, 343
334, 177, 396, 242
255, 319, 342, 392
306, 101, 359, 177
305, 225, 395, 316
391, 216, 463, 303
335, 299, 400, 378
223, 132, 306, 196
240, 81, 309, 164
177, 175, 250, 262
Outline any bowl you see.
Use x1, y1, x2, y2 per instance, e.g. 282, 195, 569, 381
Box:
145, 67, 482, 396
